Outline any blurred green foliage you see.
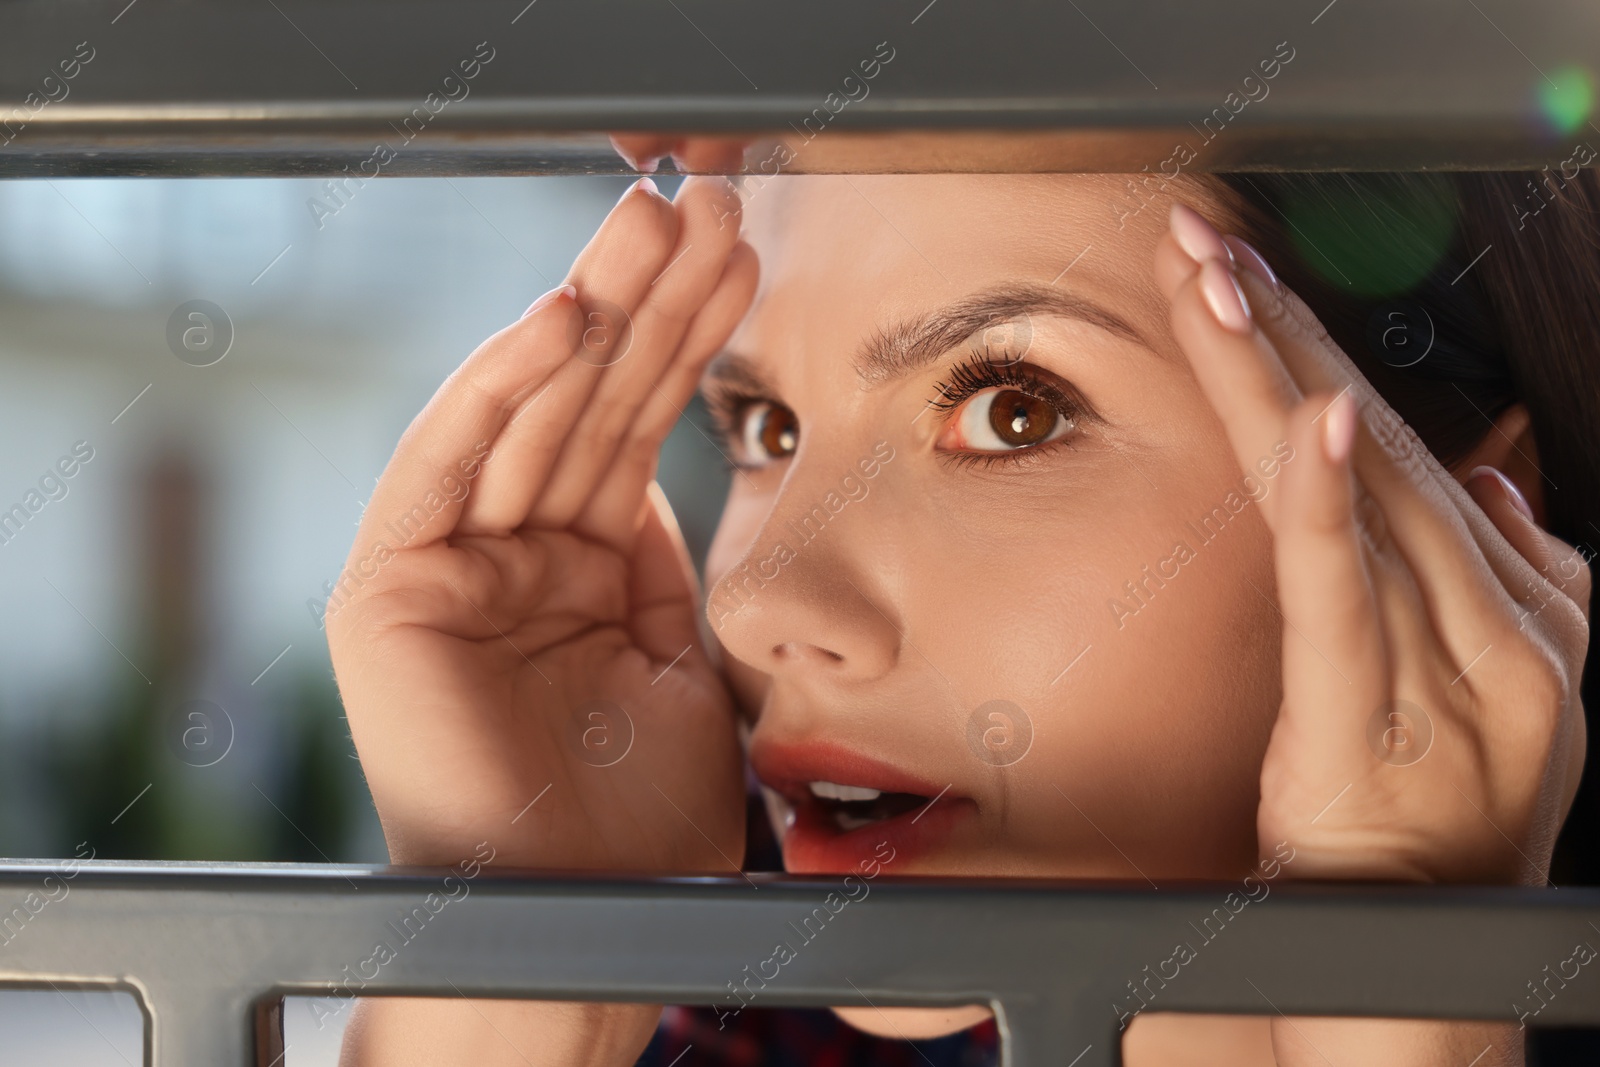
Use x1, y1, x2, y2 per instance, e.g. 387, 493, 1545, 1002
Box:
5, 668, 373, 863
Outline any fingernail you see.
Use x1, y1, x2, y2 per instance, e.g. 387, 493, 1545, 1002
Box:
1170, 202, 1235, 265
619, 151, 659, 175
522, 283, 576, 319
617, 176, 660, 204
1468, 465, 1535, 522
1199, 259, 1252, 333
1322, 390, 1357, 464
1224, 234, 1280, 290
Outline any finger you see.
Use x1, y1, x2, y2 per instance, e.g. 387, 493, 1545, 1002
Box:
356, 286, 581, 554
457, 178, 681, 534
1233, 263, 1522, 656
1153, 202, 1235, 301
1166, 250, 1304, 529
1466, 466, 1593, 625
609, 135, 752, 175
672, 137, 752, 174
1271, 390, 1388, 755
1153, 230, 1201, 302
575, 239, 760, 548
568, 179, 679, 300
609, 134, 673, 173
530, 177, 744, 530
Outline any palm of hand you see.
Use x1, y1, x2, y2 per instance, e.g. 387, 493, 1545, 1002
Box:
330, 176, 759, 874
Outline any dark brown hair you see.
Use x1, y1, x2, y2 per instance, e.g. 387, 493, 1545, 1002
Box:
1203, 170, 1600, 883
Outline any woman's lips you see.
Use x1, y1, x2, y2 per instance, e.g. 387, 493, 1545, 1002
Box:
751, 741, 948, 800
749, 741, 977, 875
781, 787, 975, 874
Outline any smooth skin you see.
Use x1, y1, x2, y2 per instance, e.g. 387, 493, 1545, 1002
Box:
331, 170, 1590, 1066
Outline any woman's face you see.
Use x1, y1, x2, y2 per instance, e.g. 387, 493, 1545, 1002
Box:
702, 174, 1284, 883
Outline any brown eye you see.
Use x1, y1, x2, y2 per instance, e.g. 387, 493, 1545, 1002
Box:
739, 401, 799, 464
988, 388, 1056, 447
936, 385, 1076, 455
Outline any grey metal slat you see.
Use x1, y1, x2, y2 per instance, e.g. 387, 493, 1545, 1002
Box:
146, 986, 257, 1067
994, 999, 1113, 1067
3, 864, 1600, 1066
0, 0, 1597, 174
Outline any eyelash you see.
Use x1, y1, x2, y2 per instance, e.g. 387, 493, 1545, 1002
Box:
927, 351, 1086, 468
702, 386, 769, 471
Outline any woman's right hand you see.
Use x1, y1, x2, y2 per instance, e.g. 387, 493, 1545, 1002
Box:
327, 174, 757, 876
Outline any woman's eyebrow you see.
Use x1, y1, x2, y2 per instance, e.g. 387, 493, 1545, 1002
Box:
854, 282, 1150, 387
701, 352, 775, 397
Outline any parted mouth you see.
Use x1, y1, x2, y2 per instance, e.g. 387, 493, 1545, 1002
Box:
800, 781, 932, 832
749, 740, 970, 842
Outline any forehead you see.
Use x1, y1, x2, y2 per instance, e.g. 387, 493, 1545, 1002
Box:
733, 173, 1183, 364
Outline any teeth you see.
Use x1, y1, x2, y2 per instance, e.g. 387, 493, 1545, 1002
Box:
808, 780, 882, 803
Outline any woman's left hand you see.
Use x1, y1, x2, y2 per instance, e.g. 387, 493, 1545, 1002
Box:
1156, 202, 1590, 885
1154, 203, 1592, 1062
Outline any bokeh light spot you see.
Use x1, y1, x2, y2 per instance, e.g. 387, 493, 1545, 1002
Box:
1540, 65, 1595, 135
1282, 175, 1458, 298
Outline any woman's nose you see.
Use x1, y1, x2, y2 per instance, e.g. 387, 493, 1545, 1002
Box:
706, 493, 902, 683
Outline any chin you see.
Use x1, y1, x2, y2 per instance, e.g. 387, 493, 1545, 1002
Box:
832, 1004, 995, 1040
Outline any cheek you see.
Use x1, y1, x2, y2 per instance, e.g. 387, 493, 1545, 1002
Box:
905, 459, 1280, 875
1033, 510, 1280, 874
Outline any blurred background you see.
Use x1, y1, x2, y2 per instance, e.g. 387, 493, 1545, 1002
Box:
0, 173, 732, 1063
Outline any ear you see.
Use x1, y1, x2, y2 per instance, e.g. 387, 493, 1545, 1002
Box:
1450, 402, 1545, 525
